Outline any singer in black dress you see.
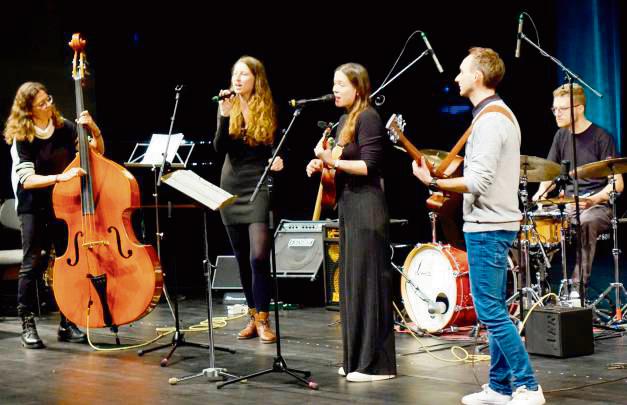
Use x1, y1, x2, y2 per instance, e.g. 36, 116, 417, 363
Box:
214, 56, 283, 343
307, 63, 396, 382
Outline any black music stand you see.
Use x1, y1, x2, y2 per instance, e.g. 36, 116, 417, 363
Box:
218, 108, 318, 390
160, 169, 240, 382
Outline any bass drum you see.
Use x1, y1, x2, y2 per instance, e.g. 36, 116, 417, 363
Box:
400, 243, 516, 333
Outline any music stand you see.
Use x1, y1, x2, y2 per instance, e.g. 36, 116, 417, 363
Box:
125, 134, 195, 323
161, 169, 240, 382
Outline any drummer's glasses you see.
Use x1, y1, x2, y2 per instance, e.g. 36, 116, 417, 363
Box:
551, 104, 581, 115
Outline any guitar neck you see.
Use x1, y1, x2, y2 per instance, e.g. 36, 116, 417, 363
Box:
398, 135, 433, 171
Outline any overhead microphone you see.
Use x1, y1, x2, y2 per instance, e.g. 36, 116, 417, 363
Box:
515, 13, 524, 58
288, 94, 334, 108
420, 32, 444, 73
211, 91, 235, 103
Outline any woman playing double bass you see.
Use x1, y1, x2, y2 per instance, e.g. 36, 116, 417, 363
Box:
4, 81, 104, 349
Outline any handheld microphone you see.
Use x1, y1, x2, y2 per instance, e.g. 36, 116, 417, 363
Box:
211, 91, 235, 103
420, 32, 444, 73
288, 94, 334, 108
515, 13, 524, 58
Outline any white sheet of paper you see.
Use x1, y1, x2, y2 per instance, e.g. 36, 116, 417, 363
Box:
141, 133, 184, 165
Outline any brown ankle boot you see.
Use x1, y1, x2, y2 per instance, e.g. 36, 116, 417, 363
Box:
254, 311, 276, 344
238, 308, 258, 339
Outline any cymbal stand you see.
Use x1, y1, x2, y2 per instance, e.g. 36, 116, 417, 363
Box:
555, 202, 573, 303
511, 174, 543, 317
590, 175, 627, 324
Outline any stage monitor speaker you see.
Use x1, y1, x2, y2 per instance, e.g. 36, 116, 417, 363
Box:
212, 255, 243, 290
273, 220, 331, 279
525, 305, 594, 358
322, 222, 340, 309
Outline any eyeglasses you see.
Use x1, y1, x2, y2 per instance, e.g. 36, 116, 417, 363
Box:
34, 95, 54, 110
550, 104, 580, 115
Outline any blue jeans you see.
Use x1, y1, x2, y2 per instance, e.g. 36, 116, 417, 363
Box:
465, 230, 538, 395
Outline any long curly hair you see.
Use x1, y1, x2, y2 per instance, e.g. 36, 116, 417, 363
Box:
228, 56, 277, 147
336, 63, 371, 146
4, 82, 64, 144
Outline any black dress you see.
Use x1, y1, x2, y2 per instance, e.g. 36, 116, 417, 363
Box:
214, 116, 272, 225
336, 107, 396, 375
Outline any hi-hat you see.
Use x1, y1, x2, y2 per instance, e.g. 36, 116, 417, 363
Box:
573, 157, 627, 179
520, 155, 560, 182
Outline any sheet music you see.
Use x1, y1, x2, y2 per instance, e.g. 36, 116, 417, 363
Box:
141, 133, 184, 165
161, 170, 237, 211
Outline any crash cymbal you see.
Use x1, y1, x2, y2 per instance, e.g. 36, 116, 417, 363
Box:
420, 149, 450, 167
573, 157, 627, 178
536, 196, 577, 206
520, 155, 560, 182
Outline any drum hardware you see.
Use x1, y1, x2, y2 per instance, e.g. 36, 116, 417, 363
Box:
588, 171, 627, 324
513, 170, 548, 313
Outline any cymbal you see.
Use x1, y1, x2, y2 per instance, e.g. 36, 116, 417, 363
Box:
420, 149, 450, 167
520, 155, 560, 182
573, 157, 627, 178
536, 197, 577, 206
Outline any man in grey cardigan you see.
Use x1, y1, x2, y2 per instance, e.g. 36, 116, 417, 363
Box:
412, 47, 545, 405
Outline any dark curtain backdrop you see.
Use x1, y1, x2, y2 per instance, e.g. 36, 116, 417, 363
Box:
555, 0, 623, 152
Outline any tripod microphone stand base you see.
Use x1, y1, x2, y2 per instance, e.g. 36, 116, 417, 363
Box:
169, 367, 239, 385
217, 356, 318, 390
138, 331, 235, 367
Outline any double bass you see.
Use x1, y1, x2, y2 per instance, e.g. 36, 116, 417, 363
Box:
52, 33, 163, 329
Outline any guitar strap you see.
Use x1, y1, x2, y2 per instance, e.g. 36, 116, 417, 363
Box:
434, 104, 515, 178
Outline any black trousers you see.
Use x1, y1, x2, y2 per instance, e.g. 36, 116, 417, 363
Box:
17, 212, 65, 316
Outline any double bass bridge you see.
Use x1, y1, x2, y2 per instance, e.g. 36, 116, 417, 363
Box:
82, 240, 110, 249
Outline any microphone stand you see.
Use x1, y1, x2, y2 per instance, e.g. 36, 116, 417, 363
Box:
371, 49, 431, 105
218, 107, 318, 390
518, 30, 604, 307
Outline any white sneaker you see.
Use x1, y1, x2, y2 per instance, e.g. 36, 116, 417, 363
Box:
345, 371, 395, 382
461, 384, 511, 405
507, 385, 545, 405
338, 367, 346, 376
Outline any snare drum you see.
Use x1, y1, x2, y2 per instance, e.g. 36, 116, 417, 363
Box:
519, 210, 569, 247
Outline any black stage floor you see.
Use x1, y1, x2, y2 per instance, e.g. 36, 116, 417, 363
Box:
1, 296, 626, 405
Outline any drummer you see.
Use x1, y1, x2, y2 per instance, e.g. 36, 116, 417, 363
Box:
532, 83, 623, 300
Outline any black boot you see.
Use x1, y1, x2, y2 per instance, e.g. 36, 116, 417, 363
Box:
21, 314, 45, 349
58, 316, 87, 343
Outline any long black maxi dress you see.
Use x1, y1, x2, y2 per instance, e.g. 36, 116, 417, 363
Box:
336, 106, 396, 376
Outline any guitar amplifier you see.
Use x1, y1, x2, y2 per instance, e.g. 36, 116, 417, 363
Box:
273, 220, 330, 279
322, 222, 340, 310
525, 305, 594, 358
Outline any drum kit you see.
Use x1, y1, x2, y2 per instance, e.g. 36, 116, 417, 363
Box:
398, 150, 627, 333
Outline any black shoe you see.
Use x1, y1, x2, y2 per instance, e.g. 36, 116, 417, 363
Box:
21, 314, 45, 349
58, 320, 87, 343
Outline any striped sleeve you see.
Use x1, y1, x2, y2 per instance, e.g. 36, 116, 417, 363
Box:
14, 141, 36, 184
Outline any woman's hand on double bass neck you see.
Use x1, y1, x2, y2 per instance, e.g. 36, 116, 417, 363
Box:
306, 159, 324, 177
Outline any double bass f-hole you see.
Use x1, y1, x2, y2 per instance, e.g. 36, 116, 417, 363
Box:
108, 226, 133, 258
67, 231, 83, 267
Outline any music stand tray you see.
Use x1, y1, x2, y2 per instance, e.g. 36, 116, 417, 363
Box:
125, 133, 194, 169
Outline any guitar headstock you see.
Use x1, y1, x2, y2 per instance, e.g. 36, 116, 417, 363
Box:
385, 114, 406, 144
